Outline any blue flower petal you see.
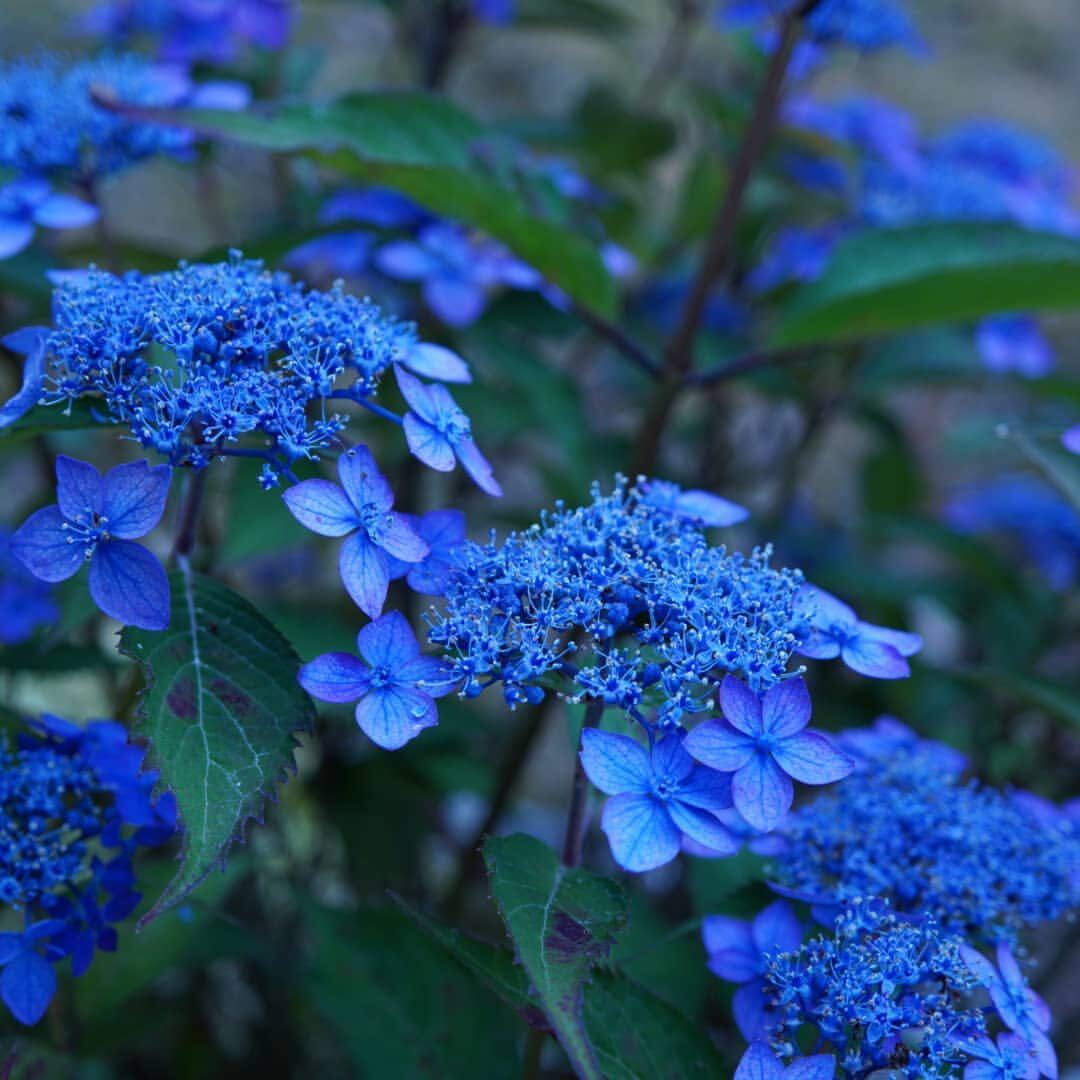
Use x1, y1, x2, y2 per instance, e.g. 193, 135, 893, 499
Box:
0, 218, 34, 259
55, 455, 104, 521
735, 1042, 786, 1080
403, 413, 456, 472
684, 719, 755, 772
339, 531, 390, 617
772, 730, 853, 785
338, 445, 394, 517
732, 755, 793, 833
761, 677, 811, 739
668, 801, 737, 855
283, 479, 358, 537
357, 610, 421, 669
404, 342, 472, 384
88, 540, 170, 630
298, 652, 371, 704
424, 275, 488, 327
102, 459, 172, 539
11, 505, 86, 582
1, 949, 56, 1026
600, 792, 681, 872
579, 729, 652, 796
355, 687, 437, 750
841, 636, 909, 679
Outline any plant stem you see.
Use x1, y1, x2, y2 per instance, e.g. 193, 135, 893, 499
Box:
172, 467, 208, 562
630, 2, 817, 476
561, 700, 603, 868
420, 0, 469, 90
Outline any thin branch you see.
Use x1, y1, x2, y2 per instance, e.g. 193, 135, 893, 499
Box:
574, 304, 664, 379
682, 344, 811, 386
171, 467, 207, 562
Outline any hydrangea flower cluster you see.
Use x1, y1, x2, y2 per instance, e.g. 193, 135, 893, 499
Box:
945, 475, 1080, 590
754, 901, 1058, 1079
0, 528, 58, 645
770, 719, 1080, 946
0, 256, 484, 484
420, 478, 922, 870
79, 0, 293, 64
0, 53, 238, 182
0, 715, 175, 1026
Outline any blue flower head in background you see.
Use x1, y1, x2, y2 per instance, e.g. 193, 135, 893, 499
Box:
0, 529, 58, 646
0, 256, 480, 486
0, 178, 98, 262
12, 456, 171, 630
0, 715, 175, 1025
79, 0, 293, 63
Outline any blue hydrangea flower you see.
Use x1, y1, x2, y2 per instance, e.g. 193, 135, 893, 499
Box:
0, 256, 432, 478
0, 178, 98, 260
318, 188, 429, 231
472, 0, 516, 24
638, 479, 749, 527
976, 315, 1054, 378
12, 456, 171, 630
721, 0, 919, 53
962, 945, 1057, 1079
771, 729, 1080, 946
960, 1034, 1043, 1080
395, 366, 502, 496
945, 475, 1080, 590
735, 1042, 835, 1080
747, 226, 842, 295
703, 900, 802, 1039
298, 611, 453, 750
0, 715, 176, 1025
375, 222, 542, 327
794, 585, 922, 678
0, 529, 58, 646
580, 730, 736, 872
0, 54, 233, 180
80, 0, 293, 63
387, 509, 467, 595
283, 446, 427, 617
684, 675, 852, 832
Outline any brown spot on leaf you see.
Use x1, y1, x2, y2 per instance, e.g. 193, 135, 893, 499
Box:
545, 911, 610, 962
166, 673, 199, 720
210, 677, 255, 718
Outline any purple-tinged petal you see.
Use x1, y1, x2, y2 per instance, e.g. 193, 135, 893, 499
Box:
339, 532, 390, 617
786, 1055, 836, 1080
772, 730, 854, 785
650, 734, 696, 783
0, 935, 23, 965
600, 793, 681, 873
794, 633, 842, 660
298, 652, 371, 703
403, 413, 456, 472
797, 585, 857, 629
579, 729, 651, 796
719, 675, 765, 737
374, 240, 440, 280
1027, 1030, 1058, 1079
55, 455, 104, 520
1063, 424, 1080, 455
1, 950, 56, 1026
751, 900, 802, 957
735, 1042, 785, 1080
187, 80, 251, 110
732, 755, 793, 833
0, 327, 48, 430
11, 505, 86, 582
732, 981, 771, 1041
677, 764, 733, 811
102, 460, 172, 538
684, 719, 755, 772
417, 509, 466, 548
960, 944, 998, 987
668, 801, 738, 855
32, 194, 99, 230
857, 622, 923, 657
424, 276, 488, 327
357, 610, 421, 669
355, 686, 436, 750
702, 916, 755, 975
841, 636, 909, 678
396, 655, 455, 698
0, 219, 35, 259
88, 541, 170, 630
761, 677, 811, 739
283, 480, 358, 537
404, 342, 472, 384
379, 513, 428, 563
394, 365, 442, 426
337, 445, 394, 515
454, 437, 503, 497
676, 489, 750, 527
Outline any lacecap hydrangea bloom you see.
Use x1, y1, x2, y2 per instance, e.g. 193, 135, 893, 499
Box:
768, 718, 1080, 948
0, 53, 243, 182
424, 478, 917, 871
0, 715, 175, 1025
0, 255, 487, 486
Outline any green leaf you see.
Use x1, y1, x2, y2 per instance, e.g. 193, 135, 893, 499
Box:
119, 564, 315, 923
166, 93, 616, 314
1007, 427, 1080, 513
772, 225, 1080, 347
0, 400, 103, 444
954, 667, 1080, 731
304, 904, 520, 1079
483, 832, 628, 1080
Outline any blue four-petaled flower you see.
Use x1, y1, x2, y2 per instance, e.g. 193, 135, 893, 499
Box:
12, 456, 171, 630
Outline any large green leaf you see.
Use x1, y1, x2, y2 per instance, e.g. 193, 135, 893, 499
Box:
955, 667, 1080, 731
164, 93, 616, 315
484, 832, 628, 1080
305, 904, 520, 1079
772, 225, 1080, 347
120, 564, 315, 923
398, 896, 727, 1080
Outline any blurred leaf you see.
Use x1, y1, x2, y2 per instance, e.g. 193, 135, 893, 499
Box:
0, 1041, 109, 1080
304, 904, 520, 1078
0, 400, 104, 445
859, 327, 984, 388
1008, 427, 1080, 513
570, 88, 676, 175
162, 93, 616, 314
0, 249, 53, 301
120, 566, 315, 923
954, 667, 1080, 731
772, 225, 1080, 347
856, 404, 924, 517
0, 641, 111, 673
516, 0, 631, 31
484, 832, 627, 1080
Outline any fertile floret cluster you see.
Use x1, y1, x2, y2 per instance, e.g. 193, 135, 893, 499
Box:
428, 477, 801, 713
0, 53, 199, 179
771, 723, 1080, 947
9, 256, 420, 476
0, 716, 174, 1026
